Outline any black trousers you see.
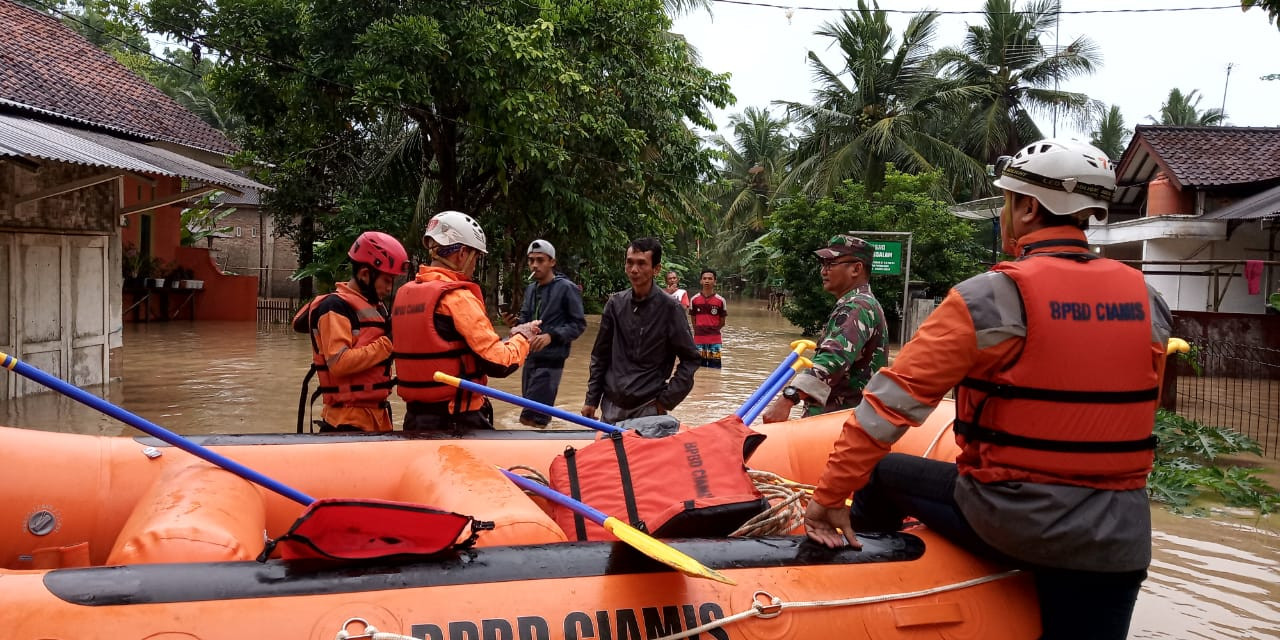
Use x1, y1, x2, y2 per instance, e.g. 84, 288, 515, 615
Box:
849, 453, 1147, 640
403, 399, 494, 432
519, 361, 565, 426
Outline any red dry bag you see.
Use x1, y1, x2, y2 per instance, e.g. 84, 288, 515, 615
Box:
258, 498, 493, 562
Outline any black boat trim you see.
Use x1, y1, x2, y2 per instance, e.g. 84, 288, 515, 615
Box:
45, 534, 924, 606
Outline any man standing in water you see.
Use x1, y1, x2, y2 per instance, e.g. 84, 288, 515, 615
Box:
762, 235, 887, 422
688, 269, 727, 368
804, 139, 1172, 640
293, 231, 407, 433
506, 239, 586, 427
583, 237, 700, 424
662, 271, 690, 308
393, 211, 541, 431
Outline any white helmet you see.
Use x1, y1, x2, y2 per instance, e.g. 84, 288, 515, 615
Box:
424, 210, 487, 254
993, 139, 1116, 218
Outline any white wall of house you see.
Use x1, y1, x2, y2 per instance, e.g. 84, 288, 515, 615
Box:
1143, 231, 1269, 313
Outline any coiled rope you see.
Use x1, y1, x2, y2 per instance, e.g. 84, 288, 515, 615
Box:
729, 469, 813, 536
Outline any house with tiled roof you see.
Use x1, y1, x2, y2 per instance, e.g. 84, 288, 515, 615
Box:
1093, 125, 1280, 314
0, 0, 268, 399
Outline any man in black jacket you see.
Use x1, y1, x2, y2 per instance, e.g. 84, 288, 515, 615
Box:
582, 237, 700, 424
505, 239, 587, 427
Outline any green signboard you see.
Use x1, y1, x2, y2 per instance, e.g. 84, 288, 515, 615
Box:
869, 241, 902, 275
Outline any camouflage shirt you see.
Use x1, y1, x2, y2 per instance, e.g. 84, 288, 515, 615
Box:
791, 283, 888, 415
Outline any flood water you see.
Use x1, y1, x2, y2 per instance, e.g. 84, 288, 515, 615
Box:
2, 300, 1277, 638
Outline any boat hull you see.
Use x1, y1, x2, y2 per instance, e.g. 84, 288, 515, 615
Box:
0, 403, 1042, 639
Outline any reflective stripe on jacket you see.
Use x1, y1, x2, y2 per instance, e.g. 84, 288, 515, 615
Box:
295, 288, 393, 407
392, 278, 486, 405
954, 242, 1161, 490
812, 227, 1172, 508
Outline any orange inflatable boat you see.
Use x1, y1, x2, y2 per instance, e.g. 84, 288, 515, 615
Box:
0, 403, 1040, 639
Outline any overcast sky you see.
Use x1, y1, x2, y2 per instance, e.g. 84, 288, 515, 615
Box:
673, 0, 1280, 143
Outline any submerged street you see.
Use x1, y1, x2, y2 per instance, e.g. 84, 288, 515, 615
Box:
2, 302, 1277, 638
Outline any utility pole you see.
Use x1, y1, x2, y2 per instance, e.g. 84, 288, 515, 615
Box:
1220, 62, 1235, 119
1052, 10, 1060, 137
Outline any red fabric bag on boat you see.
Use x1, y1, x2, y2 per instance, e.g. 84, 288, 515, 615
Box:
549, 415, 768, 541
258, 498, 493, 562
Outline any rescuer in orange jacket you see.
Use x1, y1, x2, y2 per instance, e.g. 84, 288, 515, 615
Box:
293, 231, 408, 433
803, 139, 1173, 640
392, 211, 541, 432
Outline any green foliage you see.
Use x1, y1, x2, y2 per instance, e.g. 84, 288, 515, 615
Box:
1089, 105, 1131, 161
291, 188, 419, 292
1149, 410, 1279, 515
934, 0, 1102, 165
767, 168, 986, 336
145, 0, 732, 305
1147, 88, 1226, 126
1242, 0, 1280, 30
179, 190, 235, 247
781, 1, 982, 196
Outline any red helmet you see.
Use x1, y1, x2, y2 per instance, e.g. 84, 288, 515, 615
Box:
348, 231, 408, 276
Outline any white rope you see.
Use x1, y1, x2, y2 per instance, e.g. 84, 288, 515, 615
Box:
652, 570, 1022, 640
921, 421, 951, 459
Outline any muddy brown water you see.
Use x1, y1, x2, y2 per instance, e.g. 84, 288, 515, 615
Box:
2, 301, 1277, 638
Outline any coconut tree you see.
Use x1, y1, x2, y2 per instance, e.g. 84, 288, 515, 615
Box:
1090, 104, 1131, 160
934, 0, 1102, 163
1147, 88, 1226, 126
779, 0, 982, 195
707, 106, 792, 232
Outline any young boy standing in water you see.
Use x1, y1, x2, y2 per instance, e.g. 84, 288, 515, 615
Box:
688, 269, 727, 368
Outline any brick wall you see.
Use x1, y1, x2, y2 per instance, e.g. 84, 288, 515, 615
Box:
205, 205, 301, 298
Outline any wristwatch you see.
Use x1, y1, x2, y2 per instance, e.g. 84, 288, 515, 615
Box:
782, 385, 801, 404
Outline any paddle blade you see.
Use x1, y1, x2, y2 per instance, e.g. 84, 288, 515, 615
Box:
602, 517, 736, 585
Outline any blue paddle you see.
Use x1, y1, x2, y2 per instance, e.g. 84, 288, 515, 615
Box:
1, 352, 314, 505
734, 339, 816, 418
742, 356, 813, 424
433, 372, 623, 434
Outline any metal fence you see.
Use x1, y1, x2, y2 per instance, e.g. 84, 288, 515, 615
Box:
1163, 341, 1280, 460
257, 298, 299, 325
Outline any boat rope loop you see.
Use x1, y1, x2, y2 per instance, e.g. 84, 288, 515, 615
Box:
651, 570, 1023, 640
334, 618, 420, 640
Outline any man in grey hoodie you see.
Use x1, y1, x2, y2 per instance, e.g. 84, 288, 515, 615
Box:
506, 239, 586, 427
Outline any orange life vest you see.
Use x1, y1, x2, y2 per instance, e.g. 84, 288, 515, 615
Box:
391, 278, 487, 406
954, 245, 1160, 490
549, 416, 768, 541
295, 289, 393, 409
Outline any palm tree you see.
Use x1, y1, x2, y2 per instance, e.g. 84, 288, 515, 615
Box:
707, 106, 792, 232
935, 0, 1102, 163
779, 0, 982, 195
1090, 104, 1131, 160
1147, 88, 1226, 126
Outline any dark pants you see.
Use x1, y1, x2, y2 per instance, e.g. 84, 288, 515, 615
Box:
403, 400, 494, 433
519, 361, 565, 426
850, 453, 1146, 640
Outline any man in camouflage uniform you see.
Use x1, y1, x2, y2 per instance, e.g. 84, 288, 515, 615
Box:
762, 235, 888, 422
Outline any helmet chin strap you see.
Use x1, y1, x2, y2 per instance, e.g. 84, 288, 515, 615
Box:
355, 269, 380, 305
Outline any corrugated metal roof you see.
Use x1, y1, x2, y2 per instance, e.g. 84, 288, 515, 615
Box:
0, 113, 268, 193
1201, 183, 1280, 220
0, 112, 168, 174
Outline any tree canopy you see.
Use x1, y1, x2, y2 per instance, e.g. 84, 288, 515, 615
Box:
767, 168, 987, 336
145, 0, 732, 302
